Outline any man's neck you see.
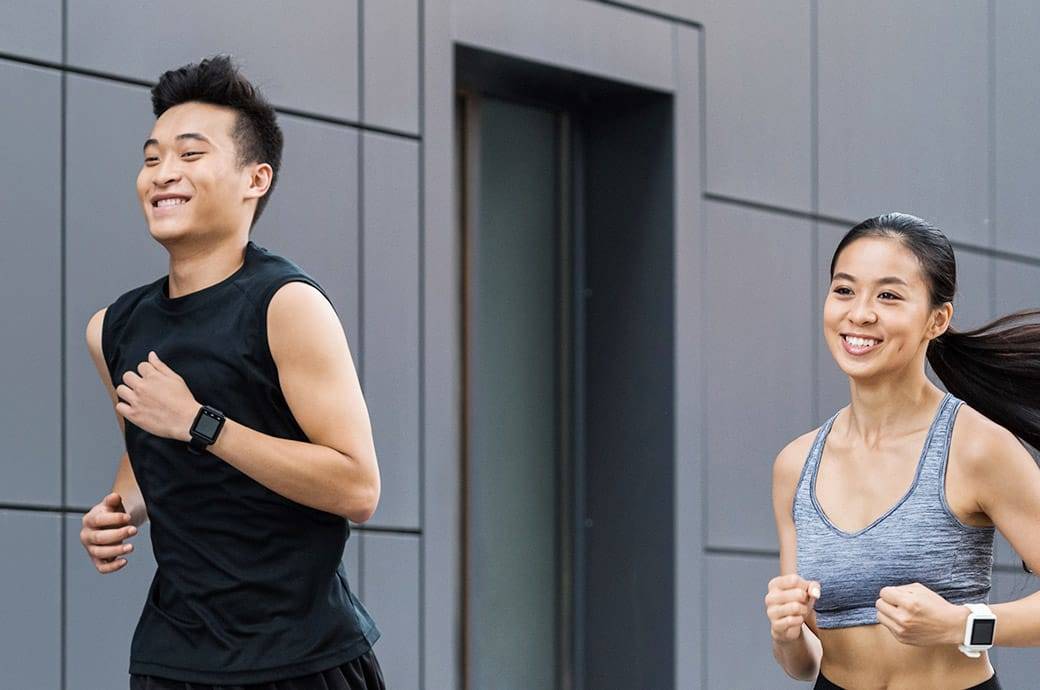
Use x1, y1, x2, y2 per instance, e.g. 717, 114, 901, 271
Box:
166, 236, 249, 299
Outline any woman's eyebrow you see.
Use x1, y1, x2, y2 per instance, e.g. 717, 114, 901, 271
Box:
831, 272, 908, 287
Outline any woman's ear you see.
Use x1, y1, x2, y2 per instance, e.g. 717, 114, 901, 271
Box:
929, 302, 954, 340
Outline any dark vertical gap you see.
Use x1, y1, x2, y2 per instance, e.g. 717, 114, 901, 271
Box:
60, 1, 69, 687
354, 1, 366, 618
570, 117, 587, 690
988, 0, 998, 318
357, 0, 365, 382
416, 0, 426, 687
695, 25, 710, 690
810, 0, 820, 424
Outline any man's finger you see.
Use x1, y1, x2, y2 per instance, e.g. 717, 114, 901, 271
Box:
88, 512, 132, 529
137, 360, 157, 377
96, 558, 128, 574
90, 543, 133, 560
876, 609, 903, 639
115, 384, 136, 404
806, 581, 822, 600
90, 525, 137, 545
149, 351, 175, 375
875, 598, 899, 618
103, 493, 124, 508
122, 371, 142, 389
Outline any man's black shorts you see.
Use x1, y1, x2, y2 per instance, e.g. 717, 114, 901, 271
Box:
129, 649, 386, 690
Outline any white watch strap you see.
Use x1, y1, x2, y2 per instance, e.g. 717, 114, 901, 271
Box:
965, 603, 994, 617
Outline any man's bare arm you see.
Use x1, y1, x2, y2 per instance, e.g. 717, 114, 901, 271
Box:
203, 282, 380, 521
86, 308, 147, 526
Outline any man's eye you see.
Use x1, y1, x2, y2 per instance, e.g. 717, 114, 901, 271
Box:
182, 151, 203, 158
144, 157, 159, 164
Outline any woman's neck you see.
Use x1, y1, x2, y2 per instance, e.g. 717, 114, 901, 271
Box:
844, 370, 944, 446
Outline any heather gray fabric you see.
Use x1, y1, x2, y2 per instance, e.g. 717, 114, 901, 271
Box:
794, 393, 995, 628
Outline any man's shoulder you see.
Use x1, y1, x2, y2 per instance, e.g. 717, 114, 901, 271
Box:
237, 243, 327, 309
107, 275, 166, 319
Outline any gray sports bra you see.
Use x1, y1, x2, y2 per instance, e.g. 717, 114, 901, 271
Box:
794, 394, 994, 628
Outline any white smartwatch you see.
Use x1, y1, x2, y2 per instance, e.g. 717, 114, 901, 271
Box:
958, 603, 996, 658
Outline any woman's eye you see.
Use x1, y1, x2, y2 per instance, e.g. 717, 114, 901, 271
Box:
833, 286, 853, 296
879, 291, 901, 300
182, 151, 203, 158
144, 157, 158, 164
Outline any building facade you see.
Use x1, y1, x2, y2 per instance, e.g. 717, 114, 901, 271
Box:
1, 1, 1038, 688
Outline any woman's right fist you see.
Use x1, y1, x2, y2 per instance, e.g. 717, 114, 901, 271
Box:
80, 492, 137, 574
765, 574, 821, 642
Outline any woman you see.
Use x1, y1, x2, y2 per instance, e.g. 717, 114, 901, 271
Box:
765, 213, 1040, 689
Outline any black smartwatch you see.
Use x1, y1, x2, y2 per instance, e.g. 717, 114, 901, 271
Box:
187, 405, 225, 455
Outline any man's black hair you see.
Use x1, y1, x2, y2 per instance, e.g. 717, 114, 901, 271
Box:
151, 55, 283, 228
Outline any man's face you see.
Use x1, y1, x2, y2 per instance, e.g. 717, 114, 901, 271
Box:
137, 101, 256, 244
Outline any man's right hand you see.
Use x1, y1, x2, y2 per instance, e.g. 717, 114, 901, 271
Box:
81, 492, 137, 574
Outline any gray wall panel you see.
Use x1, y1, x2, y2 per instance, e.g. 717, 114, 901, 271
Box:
362, 533, 420, 690
706, 554, 804, 689
65, 75, 167, 508
452, 0, 675, 93
65, 517, 156, 689
699, 0, 812, 209
816, 223, 850, 421
253, 115, 360, 350
363, 0, 421, 134
0, 61, 62, 505
421, 0, 462, 685
0, 511, 61, 690
362, 133, 421, 530
995, 0, 1040, 256
990, 570, 1040, 686
705, 202, 814, 550
674, 24, 706, 689
0, 0, 61, 62
817, 1, 990, 246
67, 1, 359, 120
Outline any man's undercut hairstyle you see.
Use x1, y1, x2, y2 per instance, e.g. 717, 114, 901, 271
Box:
151, 55, 283, 228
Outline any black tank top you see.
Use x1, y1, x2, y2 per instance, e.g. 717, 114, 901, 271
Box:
102, 241, 378, 684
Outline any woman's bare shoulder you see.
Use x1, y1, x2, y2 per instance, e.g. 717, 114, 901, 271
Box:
774, 427, 824, 487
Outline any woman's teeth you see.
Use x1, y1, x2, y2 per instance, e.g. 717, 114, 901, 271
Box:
844, 335, 877, 348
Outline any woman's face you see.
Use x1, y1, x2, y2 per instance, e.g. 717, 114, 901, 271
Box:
824, 236, 948, 381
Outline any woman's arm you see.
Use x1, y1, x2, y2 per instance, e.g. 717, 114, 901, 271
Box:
768, 434, 824, 681
960, 408, 1040, 647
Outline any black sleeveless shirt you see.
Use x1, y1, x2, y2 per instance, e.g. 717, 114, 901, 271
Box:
102, 242, 378, 684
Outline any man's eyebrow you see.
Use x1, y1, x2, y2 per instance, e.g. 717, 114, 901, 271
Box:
142, 133, 212, 152
831, 272, 909, 287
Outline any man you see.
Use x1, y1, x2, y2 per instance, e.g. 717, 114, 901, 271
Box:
79, 55, 385, 689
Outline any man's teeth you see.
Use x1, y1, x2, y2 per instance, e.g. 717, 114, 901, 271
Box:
156, 198, 188, 207
845, 336, 877, 348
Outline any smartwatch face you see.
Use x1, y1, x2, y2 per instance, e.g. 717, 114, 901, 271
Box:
970, 619, 996, 646
195, 411, 222, 439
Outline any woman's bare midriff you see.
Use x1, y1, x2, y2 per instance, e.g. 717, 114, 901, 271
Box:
814, 623, 994, 690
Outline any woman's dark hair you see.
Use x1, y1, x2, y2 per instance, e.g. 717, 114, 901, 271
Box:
151, 55, 283, 228
833, 213, 1040, 573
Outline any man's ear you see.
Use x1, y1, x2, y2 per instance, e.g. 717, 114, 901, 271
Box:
244, 163, 273, 201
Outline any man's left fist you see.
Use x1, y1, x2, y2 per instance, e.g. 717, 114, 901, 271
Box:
115, 351, 199, 442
